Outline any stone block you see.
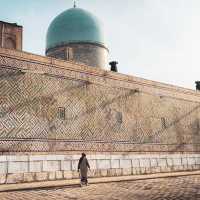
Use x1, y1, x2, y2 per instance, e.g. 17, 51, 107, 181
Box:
183, 165, 188, 170
121, 154, 132, 159
132, 168, 137, 175
29, 155, 47, 161
187, 165, 193, 170
157, 159, 167, 167
97, 160, 110, 169
72, 160, 79, 171
132, 159, 140, 167
94, 155, 111, 160
195, 157, 200, 165
63, 155, 73, 160
131, 155, 147, 159
173, 166, 182, 171
140, 167, 146, 174
178, 165, 184, 170
89, 160, 97, 169
8, 162, 28, 173
187, 158, 196, 165
0, 162, 7, 174
7, 156, 28, 162
35, 172, 48, 181
0, 174, 6, 184
145, 167, 151, 174
115, 168, 122, 176
48, 172, 56, 180
196, 165, 200, 170
111, 159, 120, 169
120, 159, 132, 168
72, 155, 82, 160
86, 155, 96, 160
61, 161, 71, 171
72, 170, 79, 179
167, 158, 173, 166
182, 158, 188, 165
168, 154, 180, 159
122, 168, 132, 176
30, 161, 42, 172
7, 173, 24, 184
135, 167, 142, 174
160, 166, 167, 172
94, 169, 101, 177
150, 167, 161, 173
43, 161, 60, 172
111, 155, 123, 160
88, 169, 95, 178
159, 155, 168, 159
125, 155, 137, 159
0, 156, 7, 162
24, 173, 35, 182
165, 166, 173, 172
56, 171, 63, 179
150, 159, 157, 167
100, 169, 108, 177
107, 169, 116, 176
192, 165, 199, 170
64, 171, 73, 179
173, 158, 182, 166
139, 159, 150, 168
46, 155, 65, 161
197, 165, 200, 170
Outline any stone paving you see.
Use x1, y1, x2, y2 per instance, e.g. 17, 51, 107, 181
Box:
0, 175, 200, 200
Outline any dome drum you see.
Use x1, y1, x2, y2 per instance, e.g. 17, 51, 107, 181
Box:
46, 8, 109, 69
46, 42, 108, 69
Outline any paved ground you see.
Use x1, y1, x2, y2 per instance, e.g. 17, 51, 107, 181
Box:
0, 175, 200, 200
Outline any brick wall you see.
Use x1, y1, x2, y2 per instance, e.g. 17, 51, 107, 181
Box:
0, 48, 200, 153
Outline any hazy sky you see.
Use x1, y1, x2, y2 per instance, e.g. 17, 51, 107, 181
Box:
0, 0, 200, 90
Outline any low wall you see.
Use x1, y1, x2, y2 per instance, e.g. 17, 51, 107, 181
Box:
0, 153, 200, 184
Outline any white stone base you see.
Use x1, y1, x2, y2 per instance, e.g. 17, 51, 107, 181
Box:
0, 153, 199, 184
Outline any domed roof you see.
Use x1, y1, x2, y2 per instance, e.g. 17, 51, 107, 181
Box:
46, 7, 106, 51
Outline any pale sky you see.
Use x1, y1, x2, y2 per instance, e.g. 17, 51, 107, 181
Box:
0, 0, 200, 90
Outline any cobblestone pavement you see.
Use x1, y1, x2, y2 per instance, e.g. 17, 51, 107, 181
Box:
0, 175, 200, 200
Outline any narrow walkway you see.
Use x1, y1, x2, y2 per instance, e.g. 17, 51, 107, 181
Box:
0, 170, 200, 192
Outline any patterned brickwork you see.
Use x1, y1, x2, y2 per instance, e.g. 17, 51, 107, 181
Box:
0, 49, 200, 152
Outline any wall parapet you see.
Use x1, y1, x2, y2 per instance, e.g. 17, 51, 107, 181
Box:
0, 47, 199, 103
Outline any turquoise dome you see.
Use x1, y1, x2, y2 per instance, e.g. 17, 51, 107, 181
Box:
46, 8, 106, 51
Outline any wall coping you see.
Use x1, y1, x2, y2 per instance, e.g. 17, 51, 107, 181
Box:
0, 47, 200, 103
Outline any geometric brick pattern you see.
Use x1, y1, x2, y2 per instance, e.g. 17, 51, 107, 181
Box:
0, 53, 200, 152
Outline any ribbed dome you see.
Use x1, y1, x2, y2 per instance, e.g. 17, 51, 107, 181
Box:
46, 8, 106, 51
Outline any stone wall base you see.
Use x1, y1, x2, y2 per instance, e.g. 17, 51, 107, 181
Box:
0, 153, 200, 184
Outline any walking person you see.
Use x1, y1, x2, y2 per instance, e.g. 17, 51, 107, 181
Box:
78, 153, 90, 186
